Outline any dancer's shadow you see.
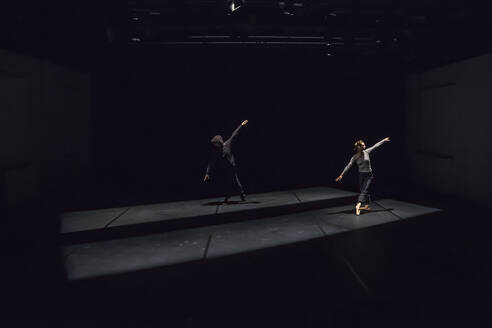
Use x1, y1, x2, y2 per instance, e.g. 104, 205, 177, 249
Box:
331, 208, 395, 215
202, 200, 261, 206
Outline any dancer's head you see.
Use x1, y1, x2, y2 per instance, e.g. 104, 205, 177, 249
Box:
211, 135, 224, 148
354, 140, 366, 152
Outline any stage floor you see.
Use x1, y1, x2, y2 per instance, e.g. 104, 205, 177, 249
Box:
62, 188, 440, 281
61, 187, 357, 242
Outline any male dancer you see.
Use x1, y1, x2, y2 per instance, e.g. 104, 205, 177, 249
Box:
336, 137, 390, 215
204, 120, 248, 203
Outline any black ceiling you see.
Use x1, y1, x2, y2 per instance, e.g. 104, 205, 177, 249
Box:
1, 0, 491, 71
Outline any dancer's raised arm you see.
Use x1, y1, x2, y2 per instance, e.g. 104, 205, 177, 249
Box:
366, 137, 390, 153
226, 120, 248, 144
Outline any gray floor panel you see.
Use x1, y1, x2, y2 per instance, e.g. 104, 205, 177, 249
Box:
293, 187, 357, 203
216, 191, 299, 214
65, 229, 209, 280
108, 198, 218, 227
318, 204, 400, 230
375, 199, 441, 219
62, 187, 354, 234
61, 207, 129, 233
206, 214, 323, 258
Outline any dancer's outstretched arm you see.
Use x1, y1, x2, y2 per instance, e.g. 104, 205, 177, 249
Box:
336, 156, 355, 182
366, 137, 390, 153
226, 120, 248, 144
204, 159, 215, 181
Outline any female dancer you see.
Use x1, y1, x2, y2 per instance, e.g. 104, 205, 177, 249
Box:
336, 137, 390, 215
204, 120, 248, 203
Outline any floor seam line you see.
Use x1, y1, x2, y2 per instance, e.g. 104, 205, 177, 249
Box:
203, 234, 213, 260
63, 247, 80, 260
341, 255, 371, 296
104, 207, 131, 228
317, 220, 370, 295
374, 200, 403, 220
316, 222, 327, 236
293, 192, 302, 204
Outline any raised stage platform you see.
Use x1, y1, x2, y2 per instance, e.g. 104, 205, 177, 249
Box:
61, 187, 357, 243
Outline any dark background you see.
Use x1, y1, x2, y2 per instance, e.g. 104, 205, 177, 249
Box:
92, 48, 405, 206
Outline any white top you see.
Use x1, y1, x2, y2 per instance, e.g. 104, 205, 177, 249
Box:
340, 139, 388, 176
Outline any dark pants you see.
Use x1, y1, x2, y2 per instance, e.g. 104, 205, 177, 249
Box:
358, 172, 373, 204
219, 166, 244, 200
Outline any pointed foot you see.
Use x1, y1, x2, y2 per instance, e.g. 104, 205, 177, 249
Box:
355, 202, 361, 216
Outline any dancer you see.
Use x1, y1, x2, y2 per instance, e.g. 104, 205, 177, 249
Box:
204, 120, 248, 203
335, 137, 390, 215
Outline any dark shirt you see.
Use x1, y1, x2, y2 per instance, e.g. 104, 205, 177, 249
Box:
206, 123, 244, 176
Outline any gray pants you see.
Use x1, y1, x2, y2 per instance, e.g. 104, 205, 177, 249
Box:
358, 172, 373, 204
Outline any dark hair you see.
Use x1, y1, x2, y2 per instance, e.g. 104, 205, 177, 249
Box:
211, 135, 224, 146
353, 140, 366, 151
